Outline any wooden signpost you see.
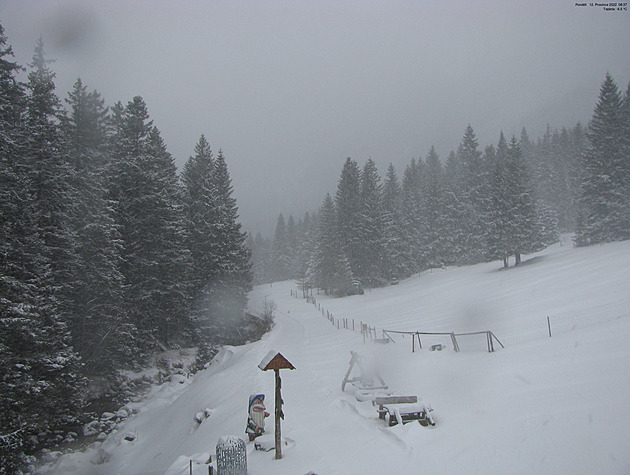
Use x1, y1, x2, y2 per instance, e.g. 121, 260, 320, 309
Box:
258, 350, 295, 459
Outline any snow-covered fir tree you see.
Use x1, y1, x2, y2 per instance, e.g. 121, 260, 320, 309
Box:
205, 149, 252, 340
1, 33, 84, 471
335, 157, 362, 279
181, 134, 217, 299
271, 213, 292, 281
381, 163, 412, 280
400, 157, 424, 270
308, 194, 355, 295
355, 158, 386, 286
61, 79, 131, 374
487, 134, 541, 266
455, 125, 490, 264
576, 73, 629, 245
420, 146, 448, 269
108, 96, 191, 350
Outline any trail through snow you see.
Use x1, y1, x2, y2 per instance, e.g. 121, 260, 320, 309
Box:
50, 237, 630, 474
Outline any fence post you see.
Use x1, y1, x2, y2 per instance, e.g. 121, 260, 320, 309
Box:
547, 316, 552, 337
450, 332, 460, 352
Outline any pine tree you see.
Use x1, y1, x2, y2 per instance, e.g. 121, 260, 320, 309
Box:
382, 163, 412, 280
61, 79, 131, 374
487, 133, 513, 266
308, 194, 354, 295
356, 158, 386, 286
623, 81, 630, 229
505, 136, 539, 264
400, 158, 424, 271
294, 213, 317, 296
488, 134, 540, 266
271, 214, 292, 281
421, 146, 448, 268
576, 73, 628, 245
23, 38, 78, 317
335, 157, 362, 277
0, 24, 35, 471
181, 135, 218, 298
143, 127, 191, 345
456, 125, 489, 263
1, 32, 83, 469
109, 97, 191, 350
205, 149, 252, 340
250, 232, 272, 285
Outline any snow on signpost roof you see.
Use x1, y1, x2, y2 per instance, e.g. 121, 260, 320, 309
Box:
258, 350, 295, 371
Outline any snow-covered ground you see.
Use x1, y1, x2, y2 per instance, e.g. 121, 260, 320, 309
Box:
49, 236, 630, 474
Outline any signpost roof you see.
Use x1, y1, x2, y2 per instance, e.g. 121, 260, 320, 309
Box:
258, 350, 295, 371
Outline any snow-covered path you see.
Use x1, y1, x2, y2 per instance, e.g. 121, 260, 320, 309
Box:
52, 238, 630, 474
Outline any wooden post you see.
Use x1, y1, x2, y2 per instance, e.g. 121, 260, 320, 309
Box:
547, 316, 552, 337
450, 332, 460, 352
274, 369, 283, 459
258, 351, 295, 462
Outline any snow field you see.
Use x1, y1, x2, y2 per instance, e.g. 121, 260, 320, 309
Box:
49, 237, 630, 474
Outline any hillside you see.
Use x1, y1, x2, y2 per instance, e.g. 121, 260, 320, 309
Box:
48, 236, 630, 474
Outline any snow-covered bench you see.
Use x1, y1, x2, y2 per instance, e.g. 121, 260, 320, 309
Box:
375, 396, 435, 427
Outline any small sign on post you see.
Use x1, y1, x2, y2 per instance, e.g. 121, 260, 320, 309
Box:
258, 350, 295, 460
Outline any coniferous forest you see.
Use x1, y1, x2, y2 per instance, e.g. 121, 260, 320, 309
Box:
0, 26, 253, 471
252, 73, 630, 295
1, 17, 630, 472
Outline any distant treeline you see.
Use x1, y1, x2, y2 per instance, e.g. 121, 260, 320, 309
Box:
0, 25, 252, 471
251, 73, 630, 295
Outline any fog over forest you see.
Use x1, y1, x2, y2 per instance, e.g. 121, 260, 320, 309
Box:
2, 0, 629, 235
2, 2, 630, 472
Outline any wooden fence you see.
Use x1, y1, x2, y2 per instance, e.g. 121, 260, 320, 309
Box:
291, 289, 504, 353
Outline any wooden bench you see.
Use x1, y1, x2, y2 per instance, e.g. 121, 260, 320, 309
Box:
375, 396, 435, 427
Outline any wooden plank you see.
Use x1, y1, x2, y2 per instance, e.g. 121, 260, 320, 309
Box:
375, 395, 417, 405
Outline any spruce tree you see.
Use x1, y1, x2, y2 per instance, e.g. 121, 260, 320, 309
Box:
487, 133, 512, 266
488, 134, 540, 266
205, 149, 252, 340
356, 158, 386, 286
382, 163, 412, 280
62, 79, 131, 373
109, 97, 191, 350
505, 136, 539, 264
23, 38, 77, 318
335, 157, 362, 277
400, 158, 424, 270
143, 127, 191, 345
308, 194, 354, 295
421, 146, 448, 269
576, 73, 628, 245
1, 32, 83, 469
456, 125, 489, 263
181, 135, 218, 300
271, 213, 292, 281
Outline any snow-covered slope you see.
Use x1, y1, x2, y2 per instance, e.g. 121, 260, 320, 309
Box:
50, 237, 630, 474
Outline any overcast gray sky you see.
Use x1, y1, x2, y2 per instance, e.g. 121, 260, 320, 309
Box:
2, 1, 629, 235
